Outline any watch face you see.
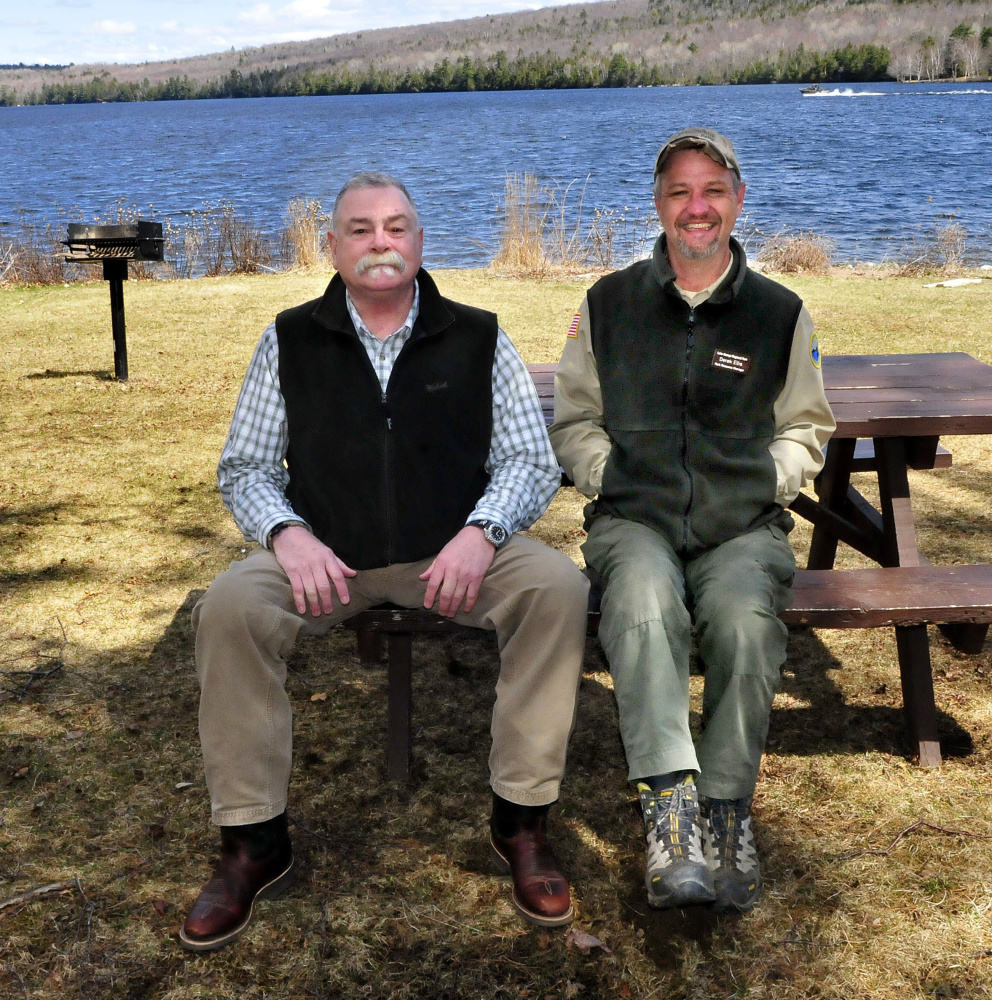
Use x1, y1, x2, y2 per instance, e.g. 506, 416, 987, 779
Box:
487, 523, 508, 546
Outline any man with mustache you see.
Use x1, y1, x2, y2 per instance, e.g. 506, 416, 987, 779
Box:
180, 171, 588, 951
550, 128, 834, 913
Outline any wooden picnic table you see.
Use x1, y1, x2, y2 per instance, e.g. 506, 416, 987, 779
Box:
532, 352, 992, 767
790, 352, 992, 765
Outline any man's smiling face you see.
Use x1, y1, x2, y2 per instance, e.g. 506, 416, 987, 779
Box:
654, 148, 745, 267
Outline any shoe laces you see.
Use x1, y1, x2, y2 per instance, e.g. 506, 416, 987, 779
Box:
703, 797, 758, 874
638, 777, 705, 867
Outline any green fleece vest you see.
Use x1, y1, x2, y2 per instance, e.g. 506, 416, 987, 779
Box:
275, 269, 497, 569
587, 237, 802, 557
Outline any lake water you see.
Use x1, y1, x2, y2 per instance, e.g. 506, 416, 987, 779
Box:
1, 82, 990, 268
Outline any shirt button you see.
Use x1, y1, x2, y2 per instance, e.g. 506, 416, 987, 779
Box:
379, 353, 386, 360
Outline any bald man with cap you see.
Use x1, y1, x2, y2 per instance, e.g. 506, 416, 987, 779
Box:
551, 127, 834, 913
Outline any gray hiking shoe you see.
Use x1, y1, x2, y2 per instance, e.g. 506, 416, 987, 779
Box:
700, 796, 761, 913
638, 775, 715, 909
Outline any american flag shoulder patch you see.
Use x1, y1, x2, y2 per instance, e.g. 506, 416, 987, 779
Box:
567, 313, 581, 338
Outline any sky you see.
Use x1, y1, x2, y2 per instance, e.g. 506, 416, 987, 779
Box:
0, 0, 575, 67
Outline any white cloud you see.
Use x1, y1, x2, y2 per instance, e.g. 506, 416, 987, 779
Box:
237, 4, 273, 26
85, 20, 138, 36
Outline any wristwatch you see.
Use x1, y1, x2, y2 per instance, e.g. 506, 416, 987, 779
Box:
468, 519, 509, 550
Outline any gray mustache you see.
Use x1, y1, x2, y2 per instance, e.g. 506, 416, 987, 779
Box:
356, 251, 407, 275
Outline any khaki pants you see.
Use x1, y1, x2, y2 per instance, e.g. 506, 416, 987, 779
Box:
583, 514, 795, 800
193, 535, 589, 825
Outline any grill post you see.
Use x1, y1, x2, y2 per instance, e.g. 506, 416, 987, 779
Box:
103, 259, 129, 381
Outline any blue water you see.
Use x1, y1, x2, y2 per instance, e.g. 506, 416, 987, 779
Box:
1, 83, 990, 267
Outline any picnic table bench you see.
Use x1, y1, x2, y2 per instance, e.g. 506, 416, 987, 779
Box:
342, 356, 992, 778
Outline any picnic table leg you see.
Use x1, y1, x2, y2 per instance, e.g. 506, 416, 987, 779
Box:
357, 631, 384, 666
938, 623, 990, 655
895, 625, 942, 767
873, 437, 919, 568
808, 438, 857, 569
387, 632, 413, 781
875, 437, 942, 766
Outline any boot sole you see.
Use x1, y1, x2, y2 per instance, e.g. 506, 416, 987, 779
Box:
178, 857, 296, 952
490, 841, 574, 928
646, 865, 716, 910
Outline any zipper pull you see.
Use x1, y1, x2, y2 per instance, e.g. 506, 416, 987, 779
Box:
382, 391, 392, 431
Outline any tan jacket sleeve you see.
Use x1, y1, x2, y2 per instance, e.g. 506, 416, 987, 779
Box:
770, 306, 836, 506
548, 298, 612, 498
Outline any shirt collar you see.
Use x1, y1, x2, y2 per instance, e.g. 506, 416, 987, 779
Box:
674, 255, 735, 308
345, 280, 420, 342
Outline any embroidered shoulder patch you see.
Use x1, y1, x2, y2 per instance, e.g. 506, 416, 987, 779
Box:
567, 314, 581, 339
711, 349, 751, 375
809, 333, 821, 369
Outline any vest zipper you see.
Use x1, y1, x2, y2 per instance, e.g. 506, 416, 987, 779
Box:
382, 389, 396, 563
680, 307, 695, 552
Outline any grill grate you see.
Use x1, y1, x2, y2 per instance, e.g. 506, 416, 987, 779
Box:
63, 222, 164, 262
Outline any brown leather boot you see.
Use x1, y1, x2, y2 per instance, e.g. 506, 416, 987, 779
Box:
489, 795, 573, 928
179, 814, 294, 951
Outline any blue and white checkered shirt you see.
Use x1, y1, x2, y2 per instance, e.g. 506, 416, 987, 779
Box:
218, 280, 560, 550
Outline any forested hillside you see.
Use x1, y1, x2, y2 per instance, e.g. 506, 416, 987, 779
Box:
1, 0, 990, 104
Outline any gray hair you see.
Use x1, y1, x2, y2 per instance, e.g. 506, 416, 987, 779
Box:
331, 171, 419, 231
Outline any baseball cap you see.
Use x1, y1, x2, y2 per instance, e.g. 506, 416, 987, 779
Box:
653, 127, 741, 181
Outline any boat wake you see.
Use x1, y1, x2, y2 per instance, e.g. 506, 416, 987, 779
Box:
806, 87, 992, 98
805, 88, 887, 97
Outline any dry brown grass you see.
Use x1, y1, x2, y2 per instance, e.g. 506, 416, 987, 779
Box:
1, 271, 991, 999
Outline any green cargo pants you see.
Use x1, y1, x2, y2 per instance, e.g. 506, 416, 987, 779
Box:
583, 513, 795, 800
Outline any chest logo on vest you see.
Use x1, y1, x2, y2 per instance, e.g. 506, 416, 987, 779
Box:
425, 380, 449, 393
711, 350, 752, 375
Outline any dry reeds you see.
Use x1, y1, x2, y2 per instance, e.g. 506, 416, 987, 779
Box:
490, 173, 657, 277
758, 229, 835, 274
282, 197, 328, 271
898, 219, 971, 276
491, 172, 553, 275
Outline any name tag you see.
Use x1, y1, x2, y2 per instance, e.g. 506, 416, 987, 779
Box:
711, 349, 752, 375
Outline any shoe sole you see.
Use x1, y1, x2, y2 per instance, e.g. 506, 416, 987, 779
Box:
646, 878, 716, 910
711, 875, 761, 914
178, 857, 296, 952
489, 840, 574, 929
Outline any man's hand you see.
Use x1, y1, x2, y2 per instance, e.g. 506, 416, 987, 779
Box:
420, 525, 497, 618
271, 525, 357, 617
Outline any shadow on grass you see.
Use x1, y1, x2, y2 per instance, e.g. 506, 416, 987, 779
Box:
774, 626, 973, 759
22, 368, 116, 381
68, 588, 975, 996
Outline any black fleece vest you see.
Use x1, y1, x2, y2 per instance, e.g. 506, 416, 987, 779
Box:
275, 270, 497, 569
587, 238, 802, 557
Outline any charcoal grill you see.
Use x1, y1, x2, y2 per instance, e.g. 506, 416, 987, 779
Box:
63, 221, 165, 380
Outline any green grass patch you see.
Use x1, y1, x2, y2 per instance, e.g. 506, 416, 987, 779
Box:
1, 269, 991, 999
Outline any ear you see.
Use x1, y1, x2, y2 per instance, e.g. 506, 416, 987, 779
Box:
327, 229, 338, 267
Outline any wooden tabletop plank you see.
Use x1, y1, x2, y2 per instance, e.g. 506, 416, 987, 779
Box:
528, 354, 992, 438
